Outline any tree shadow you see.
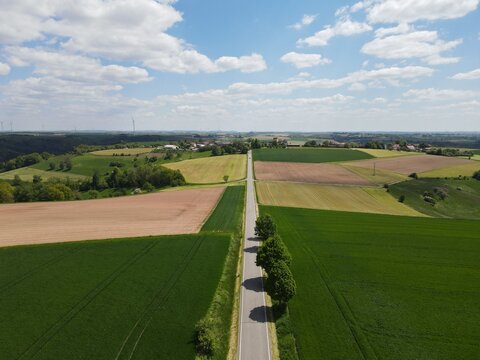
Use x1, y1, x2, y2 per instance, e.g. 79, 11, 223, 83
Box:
247, 236, 262, 242
242, 276, 265, 292
244, 245, 258, 254
249, 305, 273, 323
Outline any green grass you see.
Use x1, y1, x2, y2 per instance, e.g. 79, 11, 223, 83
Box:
0, 167, 87, 181
0, 233, 230, 359
252, 148, 373, 163
202, 185, 246, 232
389, 178, 480, 219
262, 206, 480, 360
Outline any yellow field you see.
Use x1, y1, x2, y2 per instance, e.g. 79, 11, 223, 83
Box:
341, 164, 408, 185
420, 162, 480, 178
0, 167, 87, 181
356, 148, 420, 158
164, 154, 247, 184
90, 148, 153, 156
256, 181, 424, 217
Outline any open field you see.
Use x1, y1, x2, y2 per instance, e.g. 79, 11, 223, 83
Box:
390, 178, 480, 219
356, 149, 420, 158
0, 233, 230, 359
0, 188, 224, 247
420, 162, 480, 178
254, 161, 373, 185
342, 164, 408, 185
262, 206, 480, 360
202, 185, 245, 232
345, 155, 474, 176
0, 167, 87, 181
252, 148, 373, 163
90, 147, 153, 156
164, 154, 246, 184
256, 181, 423, 216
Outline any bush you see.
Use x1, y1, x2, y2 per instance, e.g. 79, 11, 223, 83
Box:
408, 173, 418, 179
398, 194, 405, 203
0, 182, 15, 203
87, 190, 100, 199
423, 195, 436, 205
473, 170, 480, 181
256, 235, 291, 274
255, 214, 277, 240
194, 318, 216, 356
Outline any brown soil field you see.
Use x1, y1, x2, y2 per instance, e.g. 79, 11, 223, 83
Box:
345, 155, 474, 175
254, 161, 372, 185
0, 188, 224, 248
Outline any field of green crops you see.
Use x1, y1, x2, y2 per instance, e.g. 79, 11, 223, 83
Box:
202, 185, 245, 232
262, 206, 480, 360
252, 148, 373, 163
389, 178, 480, 219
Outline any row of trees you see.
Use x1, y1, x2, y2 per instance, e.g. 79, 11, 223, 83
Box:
255, 215, 296, 308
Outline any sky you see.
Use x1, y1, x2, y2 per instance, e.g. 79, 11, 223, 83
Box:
0, 0, 479, 132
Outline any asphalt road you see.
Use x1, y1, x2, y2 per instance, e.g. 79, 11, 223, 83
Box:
238, 150, 271, 360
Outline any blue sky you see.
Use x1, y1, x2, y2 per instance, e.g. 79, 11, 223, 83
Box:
0, 0, 479, 131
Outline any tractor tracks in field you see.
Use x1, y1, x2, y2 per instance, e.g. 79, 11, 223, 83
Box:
17, 241, 159, 360
114, 235, 205, 360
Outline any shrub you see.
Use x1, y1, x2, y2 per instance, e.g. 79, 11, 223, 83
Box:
408, 172, 418, 179
194, 318, 216, 356
0, 182, 15, 203
423, 195, 436, 205
398, 195, 405, 203
473, 170, 480, 181
255, 214, 277, 240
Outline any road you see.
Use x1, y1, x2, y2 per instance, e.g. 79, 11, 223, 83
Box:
238, 150, 271, 360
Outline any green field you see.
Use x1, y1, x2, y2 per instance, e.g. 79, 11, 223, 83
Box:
262, 206, 480, 360
389, 178, 480, 219
0, 167, 87, 181
202, 185, 245, 232
252, 148, 373, 163
420, 162, 480, 178
0, 233, 230, 359
356, 149, 419, 158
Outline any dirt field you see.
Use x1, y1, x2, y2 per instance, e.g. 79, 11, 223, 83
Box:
254, 161, 373, 185
0, 188, 224, 247
345, 155, 474, 175
256, 181, 424, 217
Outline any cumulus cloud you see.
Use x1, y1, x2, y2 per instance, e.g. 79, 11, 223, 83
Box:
451, 68, 480, 80
280, 52, 331, 68
403, 88, 479, 101
0, 0, 266, 74
298, 18, 372, 47
289, 14, 317, 30
0, 62, 11, 76
367, 0, 480, 23
362, 30, 462, 65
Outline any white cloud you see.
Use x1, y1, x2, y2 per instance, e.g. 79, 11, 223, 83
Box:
6, 47, 151, 84
362, 30, 462, 65
298, 18, 372, 47
403, 88, 479, 101
0, 0, 266, 74
0, 62, 11, 76
349, 82, 367, 91
367, 0, 480, 23
280, 52, 331, 68
451, 68, 480, 80
289, 14, 317, 30
374, 23, 412, 38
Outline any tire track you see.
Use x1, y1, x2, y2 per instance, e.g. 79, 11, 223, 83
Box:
17, 241, 158, 360
115, 235, 205, 360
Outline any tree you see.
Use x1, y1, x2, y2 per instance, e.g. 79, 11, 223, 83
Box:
256, 235, 291, 274
398, 194, 405, 203
0, 182, 15, 203
223, 175, 229, 183
59, 161, 65, 171
255, 214, 277, 240
265, 260, 296, 305
49, 162, 56, 171
473, 170, 480, 181
64, 157, 73, 171
12, 175, 22, 186
91, 170, 101, 190
33, 175, 42, 184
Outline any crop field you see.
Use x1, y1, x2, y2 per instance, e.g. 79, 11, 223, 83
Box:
0, 233, 230, 359
356, 149, 420, 158
420, 162, 480, 178
202, 185, 245, 232
262, 206, 480, 360
389, 178, 480, 219
254, 161, 372, 185
164, 154, 246, 184
0, 188, 224, 247
90, 147, 153, 156
252, 148, 373, 163
0, 167, 87, 181
345, 155, 474, 176
342, 164, 408, 185
256, 181, 423, 216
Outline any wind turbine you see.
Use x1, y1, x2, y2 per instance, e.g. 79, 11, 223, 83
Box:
132, 116, 136, 136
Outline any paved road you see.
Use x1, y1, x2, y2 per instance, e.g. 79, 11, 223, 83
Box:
238, 150, 271, 360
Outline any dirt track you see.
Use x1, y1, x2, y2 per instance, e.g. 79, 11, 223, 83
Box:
344, 155, 474, 175
0, 188, 224, 247
254, 161, 372, 185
